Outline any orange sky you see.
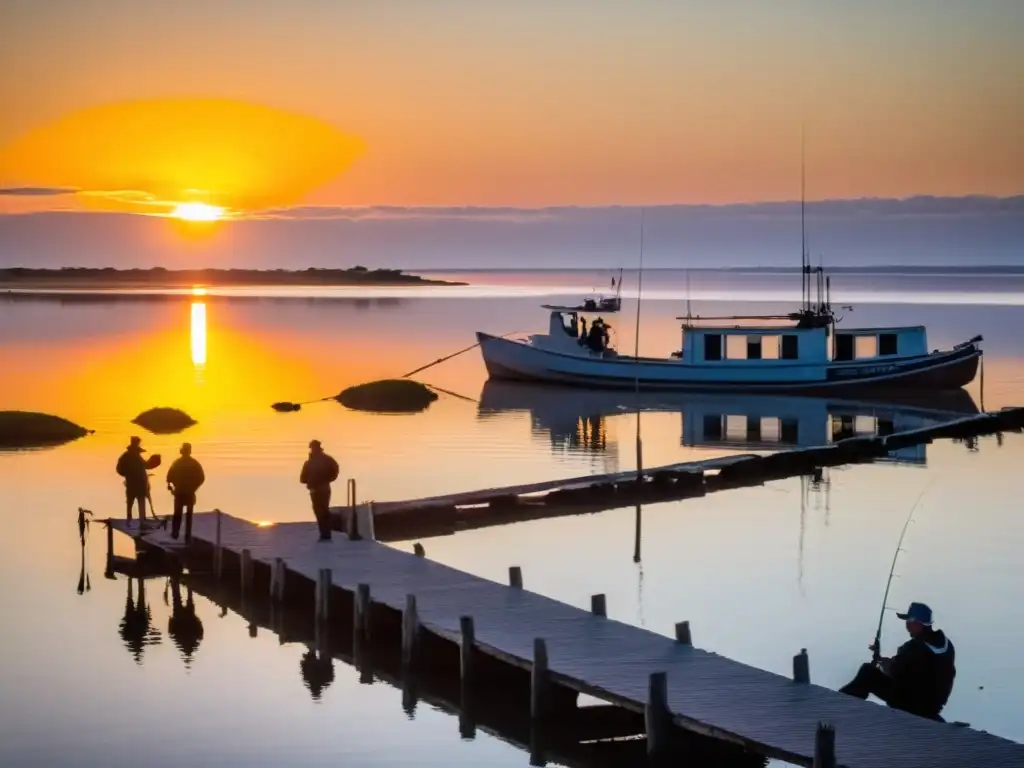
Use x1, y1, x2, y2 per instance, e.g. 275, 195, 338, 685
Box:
0, 1, 1021, 213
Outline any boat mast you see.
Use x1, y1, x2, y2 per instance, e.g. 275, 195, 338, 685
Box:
632, 208, 645, 565
800, 123, 809, 314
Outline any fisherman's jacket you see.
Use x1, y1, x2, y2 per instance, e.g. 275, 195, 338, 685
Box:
888, 629, 956, 718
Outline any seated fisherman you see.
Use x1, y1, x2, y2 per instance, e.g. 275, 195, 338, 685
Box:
839, 601, 956, 721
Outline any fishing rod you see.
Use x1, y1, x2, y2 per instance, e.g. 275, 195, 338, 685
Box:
871, 478, 934, 664
632, 208, 645, 565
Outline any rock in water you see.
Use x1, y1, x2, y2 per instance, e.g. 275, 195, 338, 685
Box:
335, 380, 438, 413
0, 411, 92, 448
132, 407, 197, 434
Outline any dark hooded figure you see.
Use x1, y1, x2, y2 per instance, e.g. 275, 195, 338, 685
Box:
167, 578, 204, 668
840, 601, 956, 720
300, 440, 340, 541
116, 436, 149, 522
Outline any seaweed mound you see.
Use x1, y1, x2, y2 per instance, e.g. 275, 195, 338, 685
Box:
132, 407, 197, 434
0, 410, 92, 448
335, 380, 438, 413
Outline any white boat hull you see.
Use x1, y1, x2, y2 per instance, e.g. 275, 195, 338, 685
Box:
476, 332, 981, 394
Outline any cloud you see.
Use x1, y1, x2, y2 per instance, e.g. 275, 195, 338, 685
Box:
240, 195, 1024, 222
0, 186, 78, 196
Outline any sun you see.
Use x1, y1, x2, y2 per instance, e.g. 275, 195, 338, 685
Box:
172, 202, 224, 221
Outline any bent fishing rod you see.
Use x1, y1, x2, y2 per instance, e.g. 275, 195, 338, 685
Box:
871, 478, 934, 664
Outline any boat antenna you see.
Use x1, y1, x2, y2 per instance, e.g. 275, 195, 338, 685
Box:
871, 478, 934, 664
632, 208, 645, 565
801, 123, 808, 313
685, 268, 693, 325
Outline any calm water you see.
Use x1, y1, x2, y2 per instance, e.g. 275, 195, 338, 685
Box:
2, 269, 1024, 767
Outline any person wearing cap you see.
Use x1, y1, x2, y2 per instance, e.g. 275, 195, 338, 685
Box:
839, 601, 956, 720
166, 443, 206, 542
299, 440, 340, 541
116, 436, 150, 522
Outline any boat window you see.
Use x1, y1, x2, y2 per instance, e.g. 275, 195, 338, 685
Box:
703, 413, 723, 439
760, 335, 781, 359
725, 415, 746, 441
780, 334, 799, 360
746, 337, 762, 360
855, 335, 878, 359
879, 333, 898, 356
704, 334, 722, 361
779, 417, 799, 444
561, 313, 577, 337
877, 418, 895, 435
834, 334, 854, 361
726, 335, 747, 359
745, 415, 762, 441
761, 417, 781, 442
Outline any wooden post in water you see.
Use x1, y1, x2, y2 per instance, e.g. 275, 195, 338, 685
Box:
813, 722, 836, 768
315, 568, 331, 621
105, 522, 114, 576
402, 593, 420, 670
213, 509, 223, 580
347, 505, 361, 541
674, 621, 692, 645
645, 671, 670, 760
531, 638, 550, 722
793, 648, 810, 684
460, 616, 476, 686
590, 593, 607, 617
413, 542, 425, 557
508, 566, 523, 588
354, 583, 371, 641
364, 501, 376, 541
240, 548, 253, 593
270, 558, 286, 601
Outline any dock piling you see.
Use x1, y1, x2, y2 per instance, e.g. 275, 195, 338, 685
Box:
793, 648, 810, 684
674, 621, 692, 645
509, 565, 523, 588
402, 593, 420, 670
270, 557, 286, 601
355, 582, 371, 641
813, 722, 836, 768
645, 671, 671, 760
413, 542, 425, 557
460, 615, 476, 685
590, 593, 607, 617
105, 522, 114, 576
240, 548, 253, 593
531, 638, 550, 721
315, 568, 331, 620
213, 509, 223, 579
347, 505, 361, 541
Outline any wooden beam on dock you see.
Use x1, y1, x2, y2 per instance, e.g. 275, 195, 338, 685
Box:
590, 594, 606, 617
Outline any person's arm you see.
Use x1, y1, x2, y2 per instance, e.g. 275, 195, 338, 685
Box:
887, 639, 919, 683
299, 460, 309, 485
196, 460, 205, 489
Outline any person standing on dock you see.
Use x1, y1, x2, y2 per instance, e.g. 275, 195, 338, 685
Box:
839, 601, 956, 721
166, 442, 206, 542
300, 439, 340, 541
116, 436, 149, 523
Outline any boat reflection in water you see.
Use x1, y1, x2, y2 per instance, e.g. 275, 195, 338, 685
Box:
477, 380, 980, 468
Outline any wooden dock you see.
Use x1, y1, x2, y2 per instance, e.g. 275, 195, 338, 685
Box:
332, 406, 1024, 541
108, 511, 1024, 768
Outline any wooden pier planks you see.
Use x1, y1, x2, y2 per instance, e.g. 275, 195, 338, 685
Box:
111, 512, 1024, 768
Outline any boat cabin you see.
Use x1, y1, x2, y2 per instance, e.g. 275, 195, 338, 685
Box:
535, 302, 622, 355
676, 324, 928, 365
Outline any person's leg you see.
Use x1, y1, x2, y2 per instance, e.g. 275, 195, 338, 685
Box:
171, 496, 184, 539
312, 490, 331, 540
839, 663, 896, 704
125, 490, 134, 522
184, 501, 194, 543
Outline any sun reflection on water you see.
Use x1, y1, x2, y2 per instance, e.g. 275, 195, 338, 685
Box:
190, 299, 207, 369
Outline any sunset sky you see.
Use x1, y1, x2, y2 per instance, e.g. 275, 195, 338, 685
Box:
1, 0, 1021, 218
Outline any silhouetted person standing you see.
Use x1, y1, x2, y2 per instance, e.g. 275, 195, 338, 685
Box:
166, 442, 205, 542
300, 440, 339, 541
116, 436, 149, 523
300, 646, 335, 701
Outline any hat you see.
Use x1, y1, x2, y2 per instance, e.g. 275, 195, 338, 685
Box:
128, 435, 146, 452
180, 442, 192, 455
896, 602, 933, 626
309, 439, 322, 450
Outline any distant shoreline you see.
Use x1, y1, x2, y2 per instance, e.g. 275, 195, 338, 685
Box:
0, 267, 467, 290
